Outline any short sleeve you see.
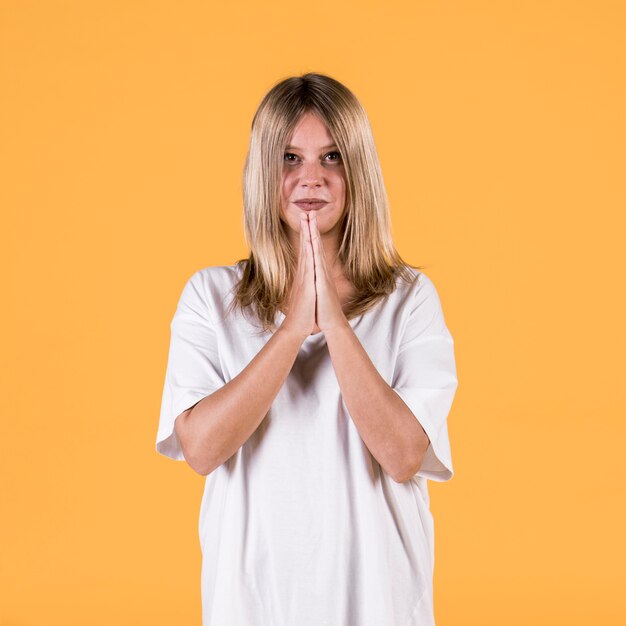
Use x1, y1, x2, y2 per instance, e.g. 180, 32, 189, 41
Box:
391, 273, 458, 482
155, 270, 226, 461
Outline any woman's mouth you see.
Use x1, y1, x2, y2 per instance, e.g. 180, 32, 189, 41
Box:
293, 201, 328, 211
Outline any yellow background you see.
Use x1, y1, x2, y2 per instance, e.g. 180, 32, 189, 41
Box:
2, 1, 625, 624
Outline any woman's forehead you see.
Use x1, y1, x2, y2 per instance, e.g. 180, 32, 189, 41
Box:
287, 113, 335, 148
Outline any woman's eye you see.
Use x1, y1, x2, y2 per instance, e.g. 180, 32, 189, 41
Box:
283, 151, 341, 164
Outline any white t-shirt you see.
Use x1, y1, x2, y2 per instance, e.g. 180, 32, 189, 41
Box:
156, 263, 458, 626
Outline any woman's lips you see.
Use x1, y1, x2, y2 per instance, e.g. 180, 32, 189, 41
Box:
294, 201, 328, 210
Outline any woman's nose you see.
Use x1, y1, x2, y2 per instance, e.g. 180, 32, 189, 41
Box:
300, 161, 324, 185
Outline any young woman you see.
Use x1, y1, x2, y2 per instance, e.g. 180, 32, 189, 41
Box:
156, 72, 458, 626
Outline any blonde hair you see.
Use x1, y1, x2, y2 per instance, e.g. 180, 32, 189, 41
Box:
229, 72, 423, 333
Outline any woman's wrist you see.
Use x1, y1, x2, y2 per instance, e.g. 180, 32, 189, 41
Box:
274, 322, 308, 346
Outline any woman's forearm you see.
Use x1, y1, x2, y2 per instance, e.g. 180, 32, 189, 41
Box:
175, 326, 304, 475
324, 323, 429, 483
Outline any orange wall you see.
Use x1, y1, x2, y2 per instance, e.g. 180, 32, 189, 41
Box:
2, 1, 624, 624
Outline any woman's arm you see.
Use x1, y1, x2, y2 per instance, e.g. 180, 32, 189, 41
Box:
175, 326, 305, 476
324, 324, 430, 484
306, 211, 430, 484
177, 214, 317, 476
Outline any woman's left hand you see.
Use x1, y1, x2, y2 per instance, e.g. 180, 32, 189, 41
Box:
307, 212, 350, 333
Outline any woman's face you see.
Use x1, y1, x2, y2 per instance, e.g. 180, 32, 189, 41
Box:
279, 111, 346, 240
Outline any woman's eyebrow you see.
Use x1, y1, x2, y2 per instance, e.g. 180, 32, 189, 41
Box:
285, 143, 338, 151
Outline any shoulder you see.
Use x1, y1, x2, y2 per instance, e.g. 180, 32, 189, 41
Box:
412, 269, 440, 302
176, 264, 241, 316
185, 263, 241, 296
392, 266, 440, 307
388, 266, 452, 336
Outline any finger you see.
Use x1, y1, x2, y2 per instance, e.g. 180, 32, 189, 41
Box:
306, 213, 316, 272
297, 212, 307, 279
304, 213, 314, 271
308, 213, 317, 268
309, 213, 322, 273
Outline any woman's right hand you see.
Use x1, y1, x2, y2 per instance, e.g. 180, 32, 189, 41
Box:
280, 212, 317, 340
